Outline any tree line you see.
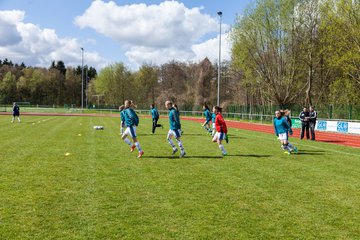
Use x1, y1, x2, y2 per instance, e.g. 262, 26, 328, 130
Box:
0, 59, 96, 106
1, 0, 359, 113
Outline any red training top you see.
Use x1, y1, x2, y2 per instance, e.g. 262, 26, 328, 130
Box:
215, 113, 228, 134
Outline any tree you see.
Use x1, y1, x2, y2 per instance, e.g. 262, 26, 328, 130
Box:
95, 63, 133, 106
320, 0, 360, 104
194, 58, 214, 106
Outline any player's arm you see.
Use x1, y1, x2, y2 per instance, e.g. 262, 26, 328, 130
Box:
273, 119, 278, 136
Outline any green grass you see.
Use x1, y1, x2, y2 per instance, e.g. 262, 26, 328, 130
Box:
0, 115, 360, 239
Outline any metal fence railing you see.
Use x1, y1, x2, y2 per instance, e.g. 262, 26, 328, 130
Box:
1, 105, 360, 124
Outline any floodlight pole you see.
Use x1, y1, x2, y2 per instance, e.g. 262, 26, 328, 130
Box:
217, 11, 222, 106
81, 47, 84, 110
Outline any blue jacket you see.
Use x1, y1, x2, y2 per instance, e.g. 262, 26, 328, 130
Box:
204, 109, 212, 121
151, 107, 159, 119
123, 108, 139, 127
273, 116, 291, 136
168, 107, 181, 130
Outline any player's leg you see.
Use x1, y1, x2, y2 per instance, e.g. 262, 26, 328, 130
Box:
206, 123, 212, 134
174, 130, 185, 157
122, 128, 135, 151
217, 133, 227, 156
211, 123, 216, 136
155, 118, 162, 128
120, 122, 124, 134
202, 120, 210, 132
167, 130, 178, 155
129, 126, 143, 157
152, 118, 156, 134
214, 132, 227, 156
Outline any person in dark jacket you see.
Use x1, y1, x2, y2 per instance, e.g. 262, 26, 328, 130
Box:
299, 107, 310, 140
150, 103, 162, 134
309, 106, 317, 140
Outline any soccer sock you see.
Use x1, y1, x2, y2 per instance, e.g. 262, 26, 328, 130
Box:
212, 129, 215, 136
121, 127, 124, 134
219, 145, 227, 154
282, 144, 289, 151
176, 139, 184, 151
18, 117, 20, 122
124, 138, 133, 146
135, 142, 142, 152
168, 139, 176, 149
288, 142, 294, 150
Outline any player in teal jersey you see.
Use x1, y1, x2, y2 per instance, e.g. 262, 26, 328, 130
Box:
202, 104, 212, 135
119, 105, 125, 134
121, 100, 144, 158
273, 110, 297, 154
165, 100, 186, 158
211, 106, 216, 136
150, 103, 162, 134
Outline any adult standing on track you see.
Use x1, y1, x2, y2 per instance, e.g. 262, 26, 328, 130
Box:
299, 107, 310, 140
309, 106, 317, 141
12, 102, 21, 123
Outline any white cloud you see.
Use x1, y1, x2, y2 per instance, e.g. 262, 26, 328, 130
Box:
0, 10, 106, 69
75, 0, 231, 67
192, 33, 232, 63
0, 10, 23, 46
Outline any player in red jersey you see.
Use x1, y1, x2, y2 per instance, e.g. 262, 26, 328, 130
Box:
212, 106, 228, 156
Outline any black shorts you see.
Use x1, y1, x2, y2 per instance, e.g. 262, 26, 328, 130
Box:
13, 113, 19, 117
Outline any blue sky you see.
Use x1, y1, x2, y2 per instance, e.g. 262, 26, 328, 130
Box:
0, 0, 254, 70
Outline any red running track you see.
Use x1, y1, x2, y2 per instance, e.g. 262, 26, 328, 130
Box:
1, 112, 359, 148
181, 117, 360, 149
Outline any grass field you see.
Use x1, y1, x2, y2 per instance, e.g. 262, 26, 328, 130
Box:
0, 115, 360, 239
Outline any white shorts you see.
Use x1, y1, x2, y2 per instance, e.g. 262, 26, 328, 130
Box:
123, 126, 137, 138
278, 132, 288, 141
167, 129, 182, 139
212, 132, 226, 141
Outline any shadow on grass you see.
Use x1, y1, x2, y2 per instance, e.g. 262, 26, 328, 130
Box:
231, 154, 272, 158
295, 152, 324, 155
300, 149, 325, 153
145, 155, 223, 159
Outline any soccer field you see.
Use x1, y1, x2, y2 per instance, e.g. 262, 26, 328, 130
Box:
1, 115, 360, 239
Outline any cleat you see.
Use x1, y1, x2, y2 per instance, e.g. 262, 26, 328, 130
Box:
172, 148, 178, 155
180, 151, 186, 158
130, 145, 136, 152
294, 147, 298, 154
222, 152, 228, 156
137, 151, 144, 158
